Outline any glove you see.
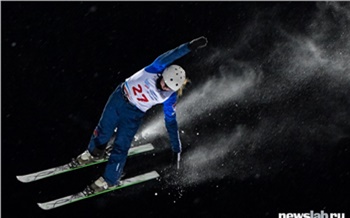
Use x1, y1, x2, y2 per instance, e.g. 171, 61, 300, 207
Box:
176, 152, 181, 170
171, 152, 181, 170
188, 36, 208, 50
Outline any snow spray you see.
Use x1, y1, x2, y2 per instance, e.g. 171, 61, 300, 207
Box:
137, 2, 350, 186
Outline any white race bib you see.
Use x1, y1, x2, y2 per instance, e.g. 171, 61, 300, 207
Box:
124, 68, 174, 112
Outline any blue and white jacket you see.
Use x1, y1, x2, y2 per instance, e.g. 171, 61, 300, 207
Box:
124, 43, 191, 153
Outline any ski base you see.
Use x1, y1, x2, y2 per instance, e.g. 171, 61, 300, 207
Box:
16, 143, 154, 183
38, 171, 160, 210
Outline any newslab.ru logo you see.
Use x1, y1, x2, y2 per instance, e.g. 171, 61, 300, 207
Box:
278, 211, 345, 218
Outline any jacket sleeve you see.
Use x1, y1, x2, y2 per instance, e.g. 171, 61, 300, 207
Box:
163, 92, 182, 153
145, 43, 191, 74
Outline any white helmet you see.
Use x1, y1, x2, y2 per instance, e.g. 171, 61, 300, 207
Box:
163, 65, 186, 91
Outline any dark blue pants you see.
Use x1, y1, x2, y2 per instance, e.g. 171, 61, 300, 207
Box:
88, 84, 145, 185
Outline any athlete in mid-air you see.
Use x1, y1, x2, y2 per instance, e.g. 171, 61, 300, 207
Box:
71, 36, 208, 194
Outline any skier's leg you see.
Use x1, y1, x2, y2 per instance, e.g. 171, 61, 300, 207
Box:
73, 87, 124, 166
103, 105, 145, 186
87, 87, 122, 156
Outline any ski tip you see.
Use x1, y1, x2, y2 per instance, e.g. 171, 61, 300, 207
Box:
37, 203, 50, 210
16, 175, 29, 183
144, 170, 160, 179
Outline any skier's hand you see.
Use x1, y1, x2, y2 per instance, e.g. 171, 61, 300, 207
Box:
189, 36, 208, 50
176, 152, 181, 170
172, 152, 181, 170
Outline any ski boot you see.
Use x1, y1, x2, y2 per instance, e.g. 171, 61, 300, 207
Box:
83, 176, 121, 196
69, 146, 108, 168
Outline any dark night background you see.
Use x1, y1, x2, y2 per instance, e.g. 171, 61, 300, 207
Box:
2, 2, 350, 217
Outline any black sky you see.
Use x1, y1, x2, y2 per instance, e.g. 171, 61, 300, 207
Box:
2, 2, 350, 217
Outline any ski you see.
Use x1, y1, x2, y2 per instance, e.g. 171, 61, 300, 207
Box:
37, 171, 160, 210
16, 143, 154, 183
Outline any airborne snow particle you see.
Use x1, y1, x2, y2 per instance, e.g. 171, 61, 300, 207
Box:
89, 6, 97, 13
11, 42, 16, 47
154, 192, 158, 196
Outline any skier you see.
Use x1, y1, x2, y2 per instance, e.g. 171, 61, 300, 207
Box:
72, 36, 208, 194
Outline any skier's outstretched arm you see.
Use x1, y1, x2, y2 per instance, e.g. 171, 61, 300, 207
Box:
145, 36, 208, 73
160, 36, 207, 169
